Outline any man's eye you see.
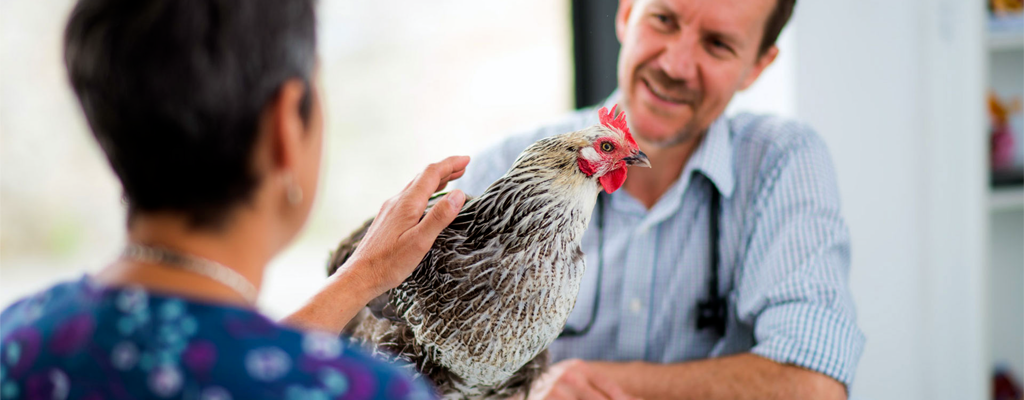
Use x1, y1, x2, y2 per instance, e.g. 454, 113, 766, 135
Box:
600, 142, 615, 152
651, 14, 673, 30
709, 38, 733, 53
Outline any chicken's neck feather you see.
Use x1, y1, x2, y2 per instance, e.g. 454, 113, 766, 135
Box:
467, 140, 602, 244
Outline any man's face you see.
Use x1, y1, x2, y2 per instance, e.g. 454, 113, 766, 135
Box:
616, 0, 779, 146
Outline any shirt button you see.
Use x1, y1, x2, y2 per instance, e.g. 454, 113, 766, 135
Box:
630, 298, 642, 314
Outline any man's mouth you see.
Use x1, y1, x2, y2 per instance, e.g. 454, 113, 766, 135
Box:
642, 78, 691, 105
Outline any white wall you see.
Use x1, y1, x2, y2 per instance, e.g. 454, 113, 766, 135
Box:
795, 1, 928, 397
733, 0, 989, 398
800, 0, 987, 398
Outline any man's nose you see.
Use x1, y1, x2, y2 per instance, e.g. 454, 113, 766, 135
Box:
658, 29, 700, 82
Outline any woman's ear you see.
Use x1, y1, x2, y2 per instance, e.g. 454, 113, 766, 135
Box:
265, 79, 309, 172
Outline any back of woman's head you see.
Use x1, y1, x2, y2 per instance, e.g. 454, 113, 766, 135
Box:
64, 0, 317, 229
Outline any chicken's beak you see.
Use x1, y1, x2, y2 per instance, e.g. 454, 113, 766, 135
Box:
624, 150, 651, 168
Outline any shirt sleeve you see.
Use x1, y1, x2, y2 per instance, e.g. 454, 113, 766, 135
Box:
735, 128, 865, 387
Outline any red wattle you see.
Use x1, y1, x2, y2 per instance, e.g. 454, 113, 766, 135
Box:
599, 166, 627, 193
577, 158, 597, 176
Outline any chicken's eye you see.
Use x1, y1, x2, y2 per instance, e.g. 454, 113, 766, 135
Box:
600, 142, 615, 153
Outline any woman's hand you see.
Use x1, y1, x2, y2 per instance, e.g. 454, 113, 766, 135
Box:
339, 155, 470, 296
282, 156, 469, 333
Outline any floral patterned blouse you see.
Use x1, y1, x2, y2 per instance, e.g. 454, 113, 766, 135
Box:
0, 276, 435, 400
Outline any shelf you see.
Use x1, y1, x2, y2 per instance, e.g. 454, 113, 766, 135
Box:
989, 31, 1024, 51
988, 13, 1024, 51
990, 186, 1024, 211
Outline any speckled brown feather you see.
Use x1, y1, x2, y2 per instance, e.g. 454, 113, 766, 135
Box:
326, 127, 620, 399
329, 197, 552, 399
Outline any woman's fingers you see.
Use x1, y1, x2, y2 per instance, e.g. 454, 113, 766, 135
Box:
405, 156, 470, 198
436, 165, 468, 192
407, 190, 465, 245
344, 156, 471, 295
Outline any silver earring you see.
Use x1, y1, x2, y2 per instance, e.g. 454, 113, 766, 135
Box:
286, 175, 304, 206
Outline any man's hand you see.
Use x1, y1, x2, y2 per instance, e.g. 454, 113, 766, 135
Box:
337, 155, 470, 297
282, 156, 469, 333
527, 359, 638, 400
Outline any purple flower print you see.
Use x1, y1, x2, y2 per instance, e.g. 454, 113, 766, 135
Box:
110, 341, 139, 371
148, 364, 183, 398
182, 340, 217, 375
225, 315, 278, 339
198, 386, 232, 400
19, 293, 50, 323
302, 332, 342, 360
245, 347, 291, 382
3, 327, 41, 378
385, 376, 413, 400
115, 287, 148, 314
158, 300, 185, 321
50, 314, 95, 356
298, 357, 378, 400
317, 367, 349, 396
25, 368, 69, 400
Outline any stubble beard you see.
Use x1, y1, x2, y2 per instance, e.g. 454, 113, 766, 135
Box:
627, 65, 707, 150
642, 125, 704, 149
621, 100, 706, 150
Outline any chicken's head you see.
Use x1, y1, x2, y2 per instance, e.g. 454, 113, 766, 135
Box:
576, 105, 651, 193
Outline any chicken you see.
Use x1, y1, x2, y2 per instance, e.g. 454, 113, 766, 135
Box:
327, 105, 650, 399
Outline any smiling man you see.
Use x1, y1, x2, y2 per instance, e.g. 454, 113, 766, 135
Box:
454, 0, 864, 399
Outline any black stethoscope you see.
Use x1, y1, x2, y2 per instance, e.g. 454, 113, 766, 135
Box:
559, 177, 727, 338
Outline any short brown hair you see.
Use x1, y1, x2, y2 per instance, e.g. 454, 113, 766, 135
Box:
759, 0, 796, 55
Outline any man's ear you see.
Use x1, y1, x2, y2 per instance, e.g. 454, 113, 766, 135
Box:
265, 79, 308, 173
739, 45, 779, 91
615, 0, 636, 43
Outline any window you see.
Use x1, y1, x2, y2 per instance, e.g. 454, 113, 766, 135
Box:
0, 0, 573, 317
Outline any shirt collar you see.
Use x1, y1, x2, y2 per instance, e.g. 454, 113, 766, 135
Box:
688, 115, 735, 198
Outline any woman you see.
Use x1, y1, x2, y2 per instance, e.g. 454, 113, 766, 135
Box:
0, 0, 466, 398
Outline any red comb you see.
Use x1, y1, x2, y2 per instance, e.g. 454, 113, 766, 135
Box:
599, 105, 637, 147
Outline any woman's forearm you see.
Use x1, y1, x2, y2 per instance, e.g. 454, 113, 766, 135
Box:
280, 159, 470, 333
279, 262, 379, 334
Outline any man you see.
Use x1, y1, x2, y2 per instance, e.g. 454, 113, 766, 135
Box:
454, 0, 864, 398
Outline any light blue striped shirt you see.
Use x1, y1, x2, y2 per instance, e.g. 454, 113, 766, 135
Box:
453, 95, 865, 386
